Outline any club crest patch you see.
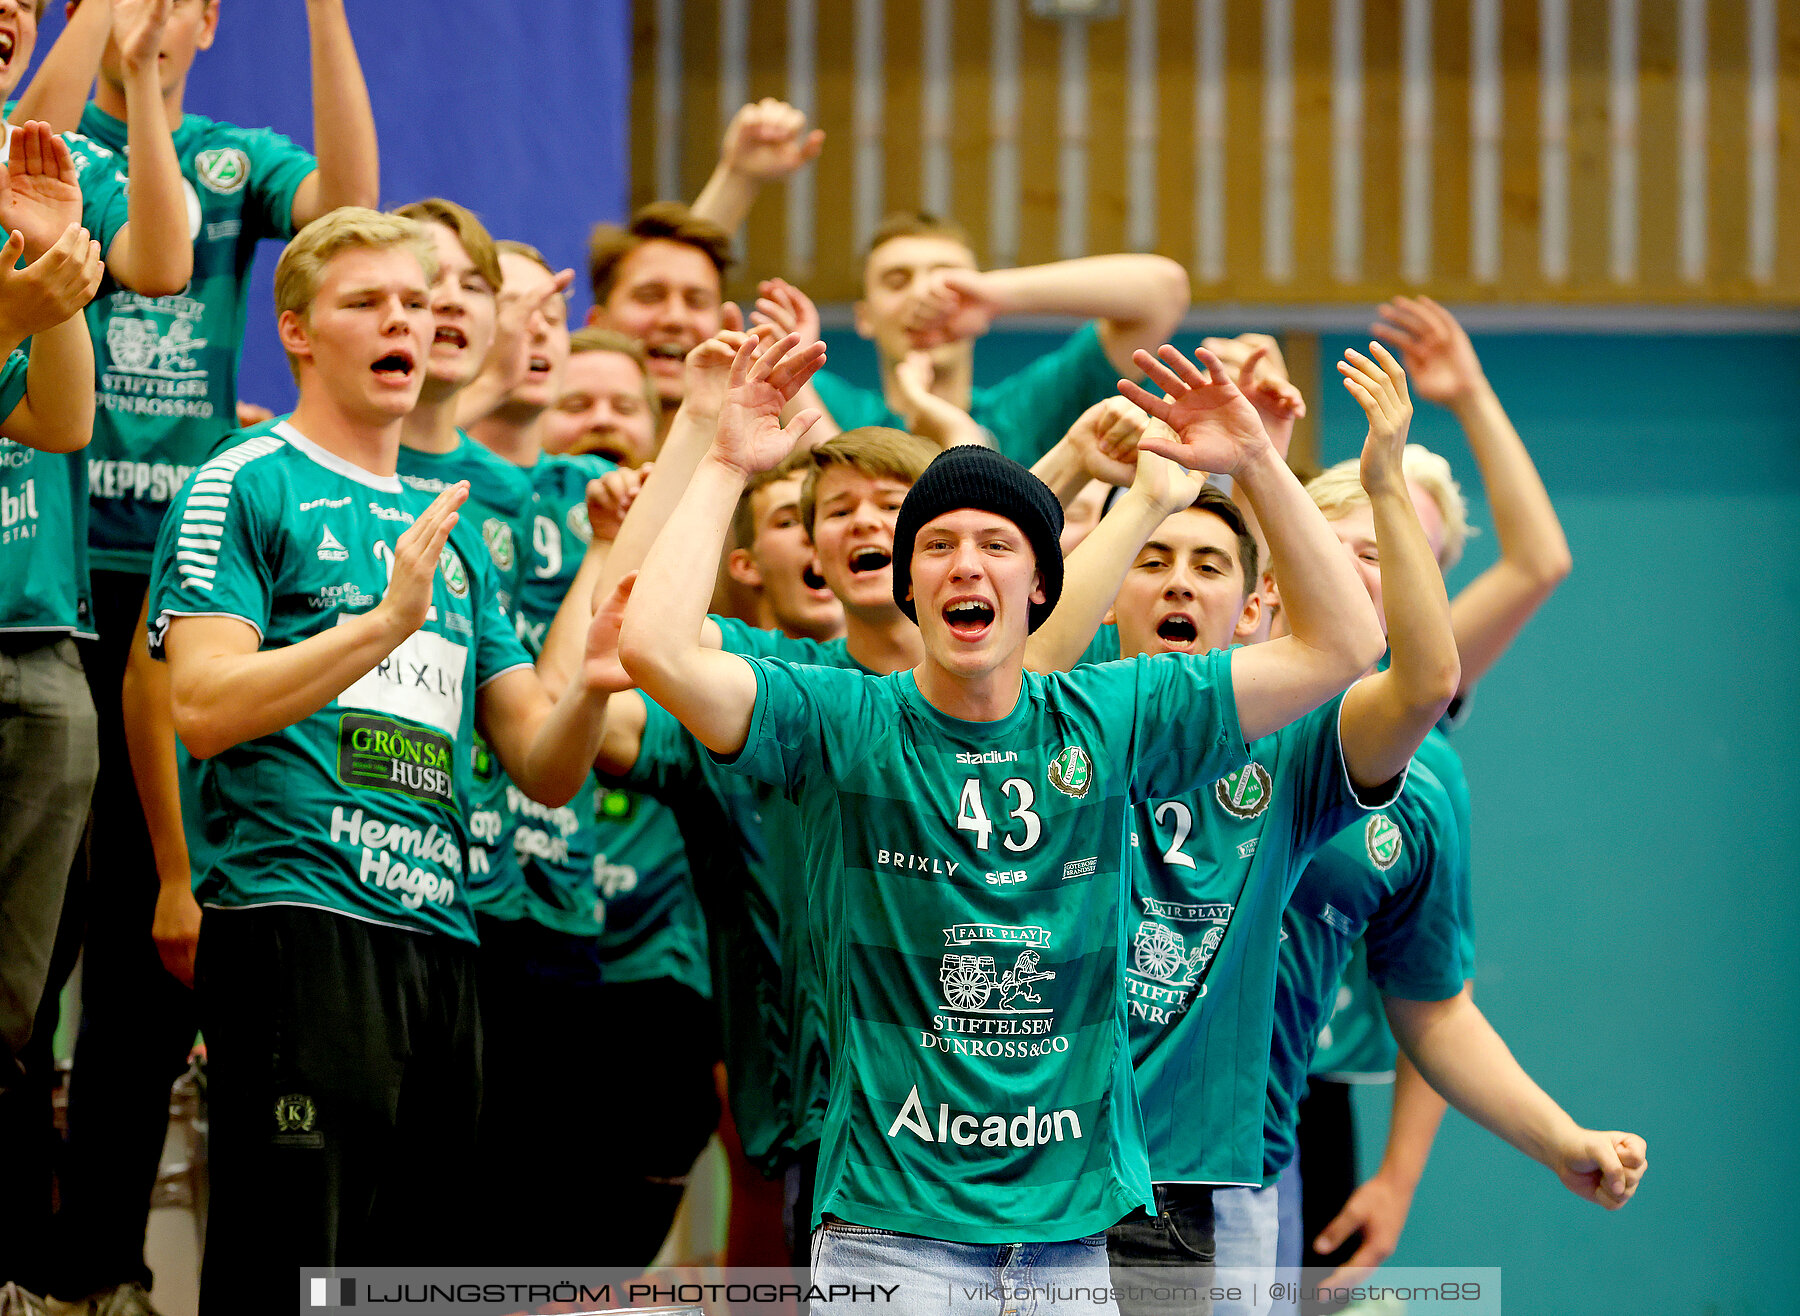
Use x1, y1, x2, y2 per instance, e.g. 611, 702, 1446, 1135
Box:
567, 503, 594, 545
195, 147, 250, 195
481, 517, 516, 572
1365, 814, 1402, 870
1047, 745, 1093, 799
438, 545, 469, 599
274, 1093, 315, 1133
1214, 762, 1273, 819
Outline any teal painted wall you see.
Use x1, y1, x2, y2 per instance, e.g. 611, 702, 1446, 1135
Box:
820, 326, 1800, 1313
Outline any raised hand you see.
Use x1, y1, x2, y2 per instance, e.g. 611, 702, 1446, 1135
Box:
0, 223, 105, 342
584, 465, 652, 544
893, 350, 986, 449
907, 268, 999, 346
1336, 341, 1412, 496
490, 265, 575, 390
375, 484, 467, 639
683, 326, 770, 419
1129, 425, 1207, 516
750, 277, 823, 348
713, 332, 826, 476
114, 0, 176, 75
582, 572, 639, 696
1553, 1130, 1647, 1210
0, 124, 86, 261
719, 99, 826, 183
1371, 295, 1485, 407
1060, 396, 1151, 488
1120, 345, 1272, 478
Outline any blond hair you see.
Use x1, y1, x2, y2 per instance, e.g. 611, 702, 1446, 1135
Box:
274, 209, 437, 377
391, 197, 502, 294
1304, 445, 1474, 570
799, 428, 937, 534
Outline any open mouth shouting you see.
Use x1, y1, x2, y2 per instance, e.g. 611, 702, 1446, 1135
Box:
942, 595, 996, 641
847, 545, 892, 577
0, 31, 16, 72
432, 324, 469, 353
801, 560, 830, 594
371, 347, 417, 386
526, 353, 553, 379
1153, 611, 1200, 651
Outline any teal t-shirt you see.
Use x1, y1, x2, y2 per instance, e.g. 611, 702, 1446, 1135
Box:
591, 783, 711, 995
147, 420, 533, 941
1309, 722, 1474, 1077
499, 450, 615, 935
810, 322, 1129, 466
722, 650, 1246, 1244
1264, 760, 1469, 1182
397, 434, 536, 913
1126, 693, 1399, 1186
0, 353, 93, 635
74, 104, 316, 573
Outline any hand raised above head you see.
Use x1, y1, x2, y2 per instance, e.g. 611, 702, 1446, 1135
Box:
712, 332, 826, 476
1372, 295, 1484, 407
1120, 345, 1271, 478
1337, 341, 1412, 495
719, 98, 826, 183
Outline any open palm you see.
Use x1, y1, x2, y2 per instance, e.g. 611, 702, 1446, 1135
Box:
0, 125, 85, 260
1120, 345, 1271, 478
714, 332, 826, 475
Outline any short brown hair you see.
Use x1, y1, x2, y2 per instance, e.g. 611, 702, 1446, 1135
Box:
863, 211, 975, 266
496, 238, 552, 273
391, 198, 502, 294
799, 428, 937, 534
730, 448, 816, 553
588, 202, 732, 306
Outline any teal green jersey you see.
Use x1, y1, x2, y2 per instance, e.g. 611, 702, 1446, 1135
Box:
1265, 761, 1468, 1183
497, 451, 614, 935
811, 323, 1131, 467
146, 420, 533, 941
592, 784, 710, 995
0, 353, 93, 636
723, 650, 1246, 1244
73, 106, 317, 573
398, 435, 535, 911
1126, 693, 1400, 1186
1309, 723, 1474, 1078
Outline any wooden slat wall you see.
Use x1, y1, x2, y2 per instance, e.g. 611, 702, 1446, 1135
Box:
631, 0, 1800, 305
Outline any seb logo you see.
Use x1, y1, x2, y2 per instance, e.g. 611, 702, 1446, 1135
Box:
335, 623, 467, 735
336, 712, 456, 808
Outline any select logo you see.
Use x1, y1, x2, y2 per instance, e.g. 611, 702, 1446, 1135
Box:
309, 1276, 355, 1306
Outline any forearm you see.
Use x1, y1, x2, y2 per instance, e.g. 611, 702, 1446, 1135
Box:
1024, 488, 1163, 673
508, 681, 611, 807
595, 399, 722, 598
1374, 1051, 1448, 1194
116, 62, 194, 295
9, 0, 110, 131
1452, 380, 1570, 585
1029, 439, 1090, 509
1372, 484, 1458, 703
982, 255, 1189, 330
171, 610, 403, 759
123, 623, 193, 889
12, 313, 95, 452
690, 162, 760, 234
1238, 445, 1383, 674
299, 0, 380, 220
1386, 989, 1581, 1171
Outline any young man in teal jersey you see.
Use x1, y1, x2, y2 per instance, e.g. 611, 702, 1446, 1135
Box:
616, 330, 1384, 1300
1021, 347, 1461, 1314
1252, 760, 1645, 1314
1263, 298, 1573, 1298
800, 211, 1188, 461
0, 116, 112, 1315
145, 210, 620, 1305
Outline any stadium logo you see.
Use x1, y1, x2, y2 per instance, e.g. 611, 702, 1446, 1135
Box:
1214, 762, 1272, 819
195, 147, 250, 194
1365, 814, 1402, 870
1047, 745, 1092, 799
438, 545, 469, 599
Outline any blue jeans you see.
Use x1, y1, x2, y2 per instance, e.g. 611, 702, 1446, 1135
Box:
811, 1219, 1117, 1316
1210, 1176, 1281, 1316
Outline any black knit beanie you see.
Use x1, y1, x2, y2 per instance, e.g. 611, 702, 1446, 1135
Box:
892, 446, 1065, 632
